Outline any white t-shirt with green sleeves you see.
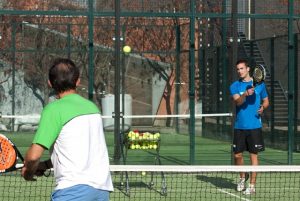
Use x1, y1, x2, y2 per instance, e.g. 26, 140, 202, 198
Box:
33, 93, 113, 191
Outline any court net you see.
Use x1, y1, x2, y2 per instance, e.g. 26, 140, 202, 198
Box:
1, 165, 300, 201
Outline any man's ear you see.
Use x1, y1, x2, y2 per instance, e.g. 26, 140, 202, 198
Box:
76, 78, 80, 87
48, 80, 52, 88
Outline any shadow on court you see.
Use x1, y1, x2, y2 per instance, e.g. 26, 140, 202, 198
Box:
196, 175, 236, 189
113, 181, 166, 197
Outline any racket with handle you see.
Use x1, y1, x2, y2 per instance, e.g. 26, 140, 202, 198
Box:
0, 134, 50, 176
252, 64, 266, 87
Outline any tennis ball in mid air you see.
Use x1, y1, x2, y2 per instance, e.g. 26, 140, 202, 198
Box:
123, 45, 131, 54
142, 171, 146, 176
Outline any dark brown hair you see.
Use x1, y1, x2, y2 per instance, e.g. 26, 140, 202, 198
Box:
236, 59, 249, 67
49, 58, 79, 93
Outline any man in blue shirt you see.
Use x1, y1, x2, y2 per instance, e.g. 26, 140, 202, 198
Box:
230, 59, 269, 195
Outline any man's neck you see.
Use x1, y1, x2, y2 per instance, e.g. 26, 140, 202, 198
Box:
57, 90, 76, 99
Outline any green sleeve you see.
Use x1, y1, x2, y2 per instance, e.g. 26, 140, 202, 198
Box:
32, 104, 62, 149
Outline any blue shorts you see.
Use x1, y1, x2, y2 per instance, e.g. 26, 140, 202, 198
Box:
51, 184, 110, 201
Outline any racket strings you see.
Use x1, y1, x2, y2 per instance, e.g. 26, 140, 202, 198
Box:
254, 69, 263, 79
0, 140, 9, 165
253, 66, 265, 83
0, 138, 17, 170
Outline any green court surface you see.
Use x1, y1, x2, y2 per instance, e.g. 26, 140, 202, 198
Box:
1, 169, 299, 201
110, 171, 300, 201
1, 132, 300, 201
4, 131, 300, 165
0, 174, 54, 201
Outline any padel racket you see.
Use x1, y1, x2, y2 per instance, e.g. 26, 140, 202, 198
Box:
252, 64, 266, 87
0, 134, 24, 173
0, 134, 50, 176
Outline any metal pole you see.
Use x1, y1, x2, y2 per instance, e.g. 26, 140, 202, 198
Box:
189, 0, 196, 165
270, 37, 275, 144
200, 47, 206, 136
88, 0, 94, 100
287, 0, 295, 164
216, 47, 221, 125
231, 0, 238, 65
249, 0, 255, 40
294, 33, 299, 152
221, 0, 229, 157
11, 21, 16, 132
175, 23, 181, 133
114, 0, 121, 163
230, 0, 238, 165
121, 26, 125, 133
221, 0, 228, 113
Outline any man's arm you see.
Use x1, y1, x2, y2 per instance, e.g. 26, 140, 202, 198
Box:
232, 87, 255, 106
21, 144, 46, 181
258, 97, 269, 114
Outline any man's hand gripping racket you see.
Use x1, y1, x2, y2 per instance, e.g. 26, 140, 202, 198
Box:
245, 64, 267, 96
252, 64, 267, 114
0, 134, 50, 177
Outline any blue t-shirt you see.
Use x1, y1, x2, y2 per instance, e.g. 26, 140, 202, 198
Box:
230, 80, 268, 129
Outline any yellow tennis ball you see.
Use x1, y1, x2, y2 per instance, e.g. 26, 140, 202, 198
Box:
142, 171, 146, 176
123, 45, 131, 54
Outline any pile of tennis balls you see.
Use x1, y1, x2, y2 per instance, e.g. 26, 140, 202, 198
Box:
127, 130, 160, 150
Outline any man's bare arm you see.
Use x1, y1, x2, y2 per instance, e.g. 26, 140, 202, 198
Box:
232, 87, 254, 106
258, 97, 269, 114
21, 144, 45, 181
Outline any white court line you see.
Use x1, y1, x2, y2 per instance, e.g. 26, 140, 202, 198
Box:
217, 189, 252, 201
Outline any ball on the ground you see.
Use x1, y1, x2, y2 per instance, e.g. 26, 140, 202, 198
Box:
130, 144, 136, 149
123, 45, 131, 54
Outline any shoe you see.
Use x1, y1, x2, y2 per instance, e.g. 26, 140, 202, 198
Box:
243, 187, 255, 195
237, 178, 246, 191
243, 185, 256, 195
236, 173, 249, 192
